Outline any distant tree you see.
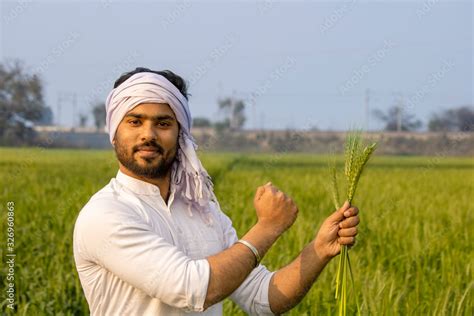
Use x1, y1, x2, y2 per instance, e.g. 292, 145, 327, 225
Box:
0, 61, 53, 145
213, 120, 231, 134
36, 106, 54, 126
217, 97, 246, 130
79, 113, 88, 127
192, 117, 212, 128
428, 106, 474, 132
91, 102, 106, 130
0, 60, 52, 144
373, 106, 422, 131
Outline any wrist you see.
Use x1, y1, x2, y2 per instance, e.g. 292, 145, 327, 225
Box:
240, 222, 280, 264
255, 221, 282, 241
236, 239, 261, 267
312, 240, 332, 265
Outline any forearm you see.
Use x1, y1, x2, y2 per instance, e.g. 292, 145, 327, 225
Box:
268, 241, 331, 314
204, 222, 279, 309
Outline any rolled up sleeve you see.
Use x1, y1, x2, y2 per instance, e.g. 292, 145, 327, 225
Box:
74, 198, 210, 312
230, 265, 275, 315
215, 206, 275, 315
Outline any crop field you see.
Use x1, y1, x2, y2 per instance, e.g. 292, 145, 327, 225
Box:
0, 147, 472, 315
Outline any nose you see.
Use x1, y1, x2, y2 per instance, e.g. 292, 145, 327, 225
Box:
140, 122, 158, 142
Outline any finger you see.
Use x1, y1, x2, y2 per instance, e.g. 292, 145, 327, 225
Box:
338, 227, 358, 237
341, 200, 350, 211
338, 236, 356, 245
276, 191, 286, 200
339, 215, 360, 229
279, 191, 290, 200
329, 201, 350, 222
344, 206, 359, 218
293, 205, 299, 215
268, 185, 278, 195
262, 182, 278, 196
255, 186, 265, 201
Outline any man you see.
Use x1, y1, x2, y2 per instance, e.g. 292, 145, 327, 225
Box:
73, 67, 360, 315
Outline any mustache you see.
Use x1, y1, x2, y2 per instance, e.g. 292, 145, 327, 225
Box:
133, 141, 165, 154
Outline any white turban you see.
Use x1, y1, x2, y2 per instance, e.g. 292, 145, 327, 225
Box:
105, 72, 218, 220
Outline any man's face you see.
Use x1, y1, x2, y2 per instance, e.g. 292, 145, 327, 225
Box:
113, 103, 179, 179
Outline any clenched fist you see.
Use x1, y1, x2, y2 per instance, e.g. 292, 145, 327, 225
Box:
254, 182, 298, 236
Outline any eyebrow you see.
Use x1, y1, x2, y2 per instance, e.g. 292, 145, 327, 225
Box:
124, 113, 176, 121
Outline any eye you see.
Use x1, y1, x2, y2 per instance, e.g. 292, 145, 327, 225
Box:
157, 121, 171, 127
129, 119, 141, 126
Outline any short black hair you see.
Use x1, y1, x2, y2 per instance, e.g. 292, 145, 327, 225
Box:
113, 67, 189, 100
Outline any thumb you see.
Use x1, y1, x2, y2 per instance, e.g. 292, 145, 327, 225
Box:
329, 201, 350, 222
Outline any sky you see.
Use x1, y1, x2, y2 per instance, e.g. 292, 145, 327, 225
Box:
0, 0, 472, 131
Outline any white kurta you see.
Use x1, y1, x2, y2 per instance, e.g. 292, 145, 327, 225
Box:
73, 170, 275, 315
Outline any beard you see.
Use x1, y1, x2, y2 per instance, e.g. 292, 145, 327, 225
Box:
114, 137, 178, 179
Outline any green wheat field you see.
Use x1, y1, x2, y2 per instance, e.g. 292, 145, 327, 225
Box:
0, 147, 472, 315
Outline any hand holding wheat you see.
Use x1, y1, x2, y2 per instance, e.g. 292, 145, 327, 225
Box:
314, 201, 360, 261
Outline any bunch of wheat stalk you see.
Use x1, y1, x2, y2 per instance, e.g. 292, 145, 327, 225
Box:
329, 131, 377, 316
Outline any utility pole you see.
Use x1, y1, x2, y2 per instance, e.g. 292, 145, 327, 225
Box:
252, 99, 257, 130
230, 90, 236, 130
396, 94, 403, 132
72, 93, 77, 128
365, 88, 370, 131
57, 92, 78, 128
56, 95, 62, 126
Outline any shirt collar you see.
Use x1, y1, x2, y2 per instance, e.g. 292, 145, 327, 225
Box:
116, 169, 173, 196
